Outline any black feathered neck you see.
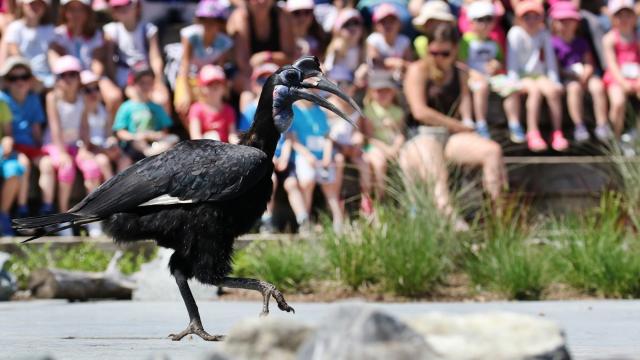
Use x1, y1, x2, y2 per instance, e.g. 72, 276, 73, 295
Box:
239, 76, 281, 158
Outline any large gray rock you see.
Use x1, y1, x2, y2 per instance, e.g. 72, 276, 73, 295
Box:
406, 312, 571, 360
297, 304, 440, 360
132, 248, 217, 301
223, 317, 313, 360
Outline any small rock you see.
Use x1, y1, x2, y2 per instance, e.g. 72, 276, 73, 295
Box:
297, 304, 440, 360
406, 312, 571, 360
224, 317, 313, 360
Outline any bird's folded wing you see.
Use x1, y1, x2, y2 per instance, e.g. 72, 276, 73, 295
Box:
69, 140, 271, 217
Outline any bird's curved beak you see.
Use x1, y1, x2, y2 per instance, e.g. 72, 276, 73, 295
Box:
291, 59, 362, 128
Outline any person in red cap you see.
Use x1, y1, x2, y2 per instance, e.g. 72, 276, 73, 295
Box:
187, 65, 237, 143
603, 0, 640, 140
504, 0, 567, 152
550, 1, 611, 143
103, 0, 171, 113
366, 3, 412, 76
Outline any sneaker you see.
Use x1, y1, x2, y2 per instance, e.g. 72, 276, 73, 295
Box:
527, 130, 548, 152
259, 218, 276, 234
39, 203, 55, 216
298, 218, 312, 237
509, 122, 526, 143
476, 121, 491, 139
462, 118, 475, 129
551, 130, 569, 151
16, 205, 29, 218
57, 222, 73, 237
573, 124, 590, 142
0, 212, 14, 236
595, 124, 614, 142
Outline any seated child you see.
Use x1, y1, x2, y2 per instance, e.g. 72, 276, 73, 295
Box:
113, 64, 178, 163
188, 65, 238, 143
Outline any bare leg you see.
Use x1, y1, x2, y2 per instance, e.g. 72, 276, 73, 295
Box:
608, 84, 627, 137
17, 153, 30, 207
566, 80, 585, 126
216, 276, 294, 317
588, 77, 609, 127
538, 77, 564, 131
38, 156, 55, 206
169, 269, 224, 341
1, 177, 19, 212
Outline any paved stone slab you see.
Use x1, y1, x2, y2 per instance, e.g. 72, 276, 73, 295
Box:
0, 300, 639, 360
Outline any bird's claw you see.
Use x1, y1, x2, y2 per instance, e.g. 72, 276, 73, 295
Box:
168, 322, 225, 341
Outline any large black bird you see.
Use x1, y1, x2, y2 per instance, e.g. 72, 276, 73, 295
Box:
13, 56, 360, 341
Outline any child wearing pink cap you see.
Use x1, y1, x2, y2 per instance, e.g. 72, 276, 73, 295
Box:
366, 3, 412, 77
103, 0, 171, 114
602, 0, 640, 137
188, 65, 237, 143
551, 1, 611, 143
324, 9, 365, 74
42, 55, 105, 235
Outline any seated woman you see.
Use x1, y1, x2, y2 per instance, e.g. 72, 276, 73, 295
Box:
399, 23, 507, 230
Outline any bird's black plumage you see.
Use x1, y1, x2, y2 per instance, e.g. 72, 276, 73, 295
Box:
13, 56, 361, 341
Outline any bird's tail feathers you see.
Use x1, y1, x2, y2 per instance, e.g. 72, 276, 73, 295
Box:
13, 213, 101, 243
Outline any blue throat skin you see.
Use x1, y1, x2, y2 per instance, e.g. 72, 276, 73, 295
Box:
272, 85, 295, 134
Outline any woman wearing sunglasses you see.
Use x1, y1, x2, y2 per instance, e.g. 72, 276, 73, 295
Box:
400, 23, 507, 230
287, 0, 329, 59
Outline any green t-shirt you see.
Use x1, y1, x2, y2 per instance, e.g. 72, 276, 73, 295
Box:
414, 35, 428, 59
113, 100, 173, 134
364, 101, 405, 145
459, 32, 503, 74
0, 101, 13, 138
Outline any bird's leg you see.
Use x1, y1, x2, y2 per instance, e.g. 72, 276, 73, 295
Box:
169, 269, 224, 341
216, 277, 295, 317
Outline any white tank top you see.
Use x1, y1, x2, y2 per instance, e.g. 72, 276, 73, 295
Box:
88, 104, 108, 147
54, 96, 84, 146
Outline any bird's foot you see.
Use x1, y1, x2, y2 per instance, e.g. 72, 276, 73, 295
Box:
168, 321, 224, 342
260, 284, 295, 317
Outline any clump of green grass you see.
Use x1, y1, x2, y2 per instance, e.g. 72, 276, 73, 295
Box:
552, 193, 640, 298
466, 198, 554, 300
323, 218, 380, 290
232, 240, 324, 293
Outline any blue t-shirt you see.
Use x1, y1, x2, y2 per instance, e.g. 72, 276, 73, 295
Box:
291, 104, 329, 160
0, 91, 45, 147
113, 100, 173, 133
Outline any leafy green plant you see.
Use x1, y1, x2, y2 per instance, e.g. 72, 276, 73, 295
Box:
53, 243, 112, 272
466, 198, 554, 300
553, 193, 640, 298
232, 240, 324, 293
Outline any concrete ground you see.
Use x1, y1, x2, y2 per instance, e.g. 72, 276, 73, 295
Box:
0, 299, 638, 360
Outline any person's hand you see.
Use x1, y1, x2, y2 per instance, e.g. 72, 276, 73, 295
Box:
59, 150, 73, 167
384, 57, 406, 71
485, 60, 501, 76
275, 158, 288, 172
175, 96, 191, 118
1, 137, 13, 157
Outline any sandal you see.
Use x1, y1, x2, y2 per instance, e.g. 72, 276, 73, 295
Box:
526, 130, 548, 152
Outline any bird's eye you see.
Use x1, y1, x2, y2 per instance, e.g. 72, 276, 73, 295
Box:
283, 70, 300, 83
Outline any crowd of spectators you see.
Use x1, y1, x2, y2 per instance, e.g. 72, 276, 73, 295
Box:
0, 0, 635, 235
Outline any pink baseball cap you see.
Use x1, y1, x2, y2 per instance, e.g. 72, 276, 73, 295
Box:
195, 0, 230, 19
109, 0, 136, 6
287, 0, 314, 12
198, 64, 226, 85
372, 3, 399, 23
608, 0, 634, 15
334, 8, 362, 31
53, 55, 82, 75
515, 0, 544, 17
550, 1, 581, 20
80, 70, 99, 85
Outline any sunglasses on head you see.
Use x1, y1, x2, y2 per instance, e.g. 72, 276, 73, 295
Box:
5, 73, 31, 83
83, 85, 99, 94
429, 49, 452, 58
474, 16, 494, 23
